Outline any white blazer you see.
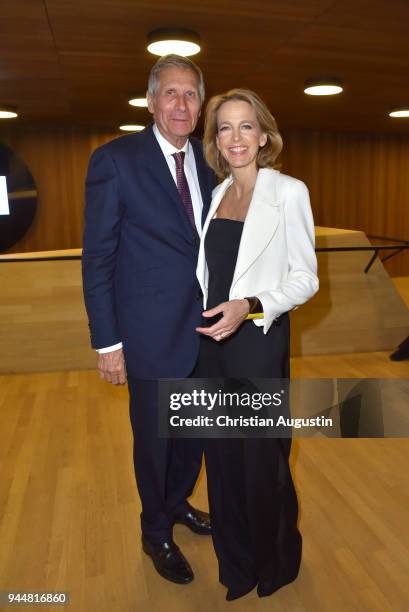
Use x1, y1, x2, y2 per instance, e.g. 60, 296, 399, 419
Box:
196, 168, 319, 334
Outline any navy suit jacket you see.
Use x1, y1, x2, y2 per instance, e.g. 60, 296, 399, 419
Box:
82, 124, 215, 379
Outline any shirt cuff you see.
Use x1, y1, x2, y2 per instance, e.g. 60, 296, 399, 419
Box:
96, 342, 123, 354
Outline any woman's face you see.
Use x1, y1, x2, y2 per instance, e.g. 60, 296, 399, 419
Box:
215, 100, 267, 171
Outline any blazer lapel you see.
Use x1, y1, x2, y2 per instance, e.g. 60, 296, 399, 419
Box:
231, 168, 281, 291
196, 176, 232, 293
190, 138, 213, 226
142, 126, 196, 237
143, 125, 181, 206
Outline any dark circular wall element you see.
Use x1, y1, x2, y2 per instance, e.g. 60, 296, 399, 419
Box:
0, 142, 37, 252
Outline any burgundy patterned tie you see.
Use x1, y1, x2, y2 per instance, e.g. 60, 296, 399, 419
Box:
172, 151, 197, 232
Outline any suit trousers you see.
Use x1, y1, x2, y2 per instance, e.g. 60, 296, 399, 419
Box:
128, 369, 203, 544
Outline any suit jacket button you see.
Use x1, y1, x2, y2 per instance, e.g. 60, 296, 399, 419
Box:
191, 236, 199, 246
196, 289, 203, 300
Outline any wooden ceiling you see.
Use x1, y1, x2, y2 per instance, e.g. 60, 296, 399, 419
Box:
1, 0, 409, 133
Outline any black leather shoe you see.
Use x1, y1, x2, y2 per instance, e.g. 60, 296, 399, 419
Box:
174, 507, 211, 535
390, 336, 409, 361
142, 537, 194, 584
257, 571, 300, 597
257, 581, 279, 598
226, 582, 257, 601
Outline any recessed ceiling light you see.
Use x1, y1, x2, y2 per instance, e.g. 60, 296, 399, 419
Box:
128, 97, 148, 107
389, 107, 409, 118
0, 105, 18, 119
119, 124, 145, 132
304, 79, 343, 96
147, 29, 201, 57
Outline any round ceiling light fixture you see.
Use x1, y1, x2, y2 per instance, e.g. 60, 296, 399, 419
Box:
304, 78, 343, 96
0, 105, 18, 119
147, 28, 201, 57
119, 124, 145, 132
128, 96, 148, 107
389, 106, 409, 118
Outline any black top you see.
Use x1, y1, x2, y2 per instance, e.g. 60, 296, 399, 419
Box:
199, 218, 290, 379
205, 218, 244, 315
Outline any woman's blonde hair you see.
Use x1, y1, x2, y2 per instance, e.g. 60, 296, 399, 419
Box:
203, 89, 283, 179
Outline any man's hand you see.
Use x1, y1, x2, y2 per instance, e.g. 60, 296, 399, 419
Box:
196, 299, 250, 341
97, 348, 127, 385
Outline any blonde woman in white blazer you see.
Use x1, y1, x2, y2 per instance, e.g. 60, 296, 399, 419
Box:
195, 89, 318, 601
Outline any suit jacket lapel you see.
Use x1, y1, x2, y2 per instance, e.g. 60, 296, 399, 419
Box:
143, 126, 212, 236
231, 168, 281, 291
190, 138, 213, 226
142, 126, 181, 208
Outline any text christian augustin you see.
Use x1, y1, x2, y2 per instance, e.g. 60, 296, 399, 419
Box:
167, 389, 333, 429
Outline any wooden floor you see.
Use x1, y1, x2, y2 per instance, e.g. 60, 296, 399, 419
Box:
0, 281, 408, 611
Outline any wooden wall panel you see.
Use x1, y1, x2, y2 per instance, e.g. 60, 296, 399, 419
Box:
283, 130, 409, 276
0, 125, 116, 253
1, 125, 409, 275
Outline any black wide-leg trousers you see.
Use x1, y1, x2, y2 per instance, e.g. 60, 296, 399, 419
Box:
205, 437, 301, 592
197, 314, 302, 593
128, 375, 204, 545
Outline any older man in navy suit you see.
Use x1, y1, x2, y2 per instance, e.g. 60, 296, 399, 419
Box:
82, 55, 215, 584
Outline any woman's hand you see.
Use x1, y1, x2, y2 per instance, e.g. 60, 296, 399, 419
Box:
196, 299, 250, 341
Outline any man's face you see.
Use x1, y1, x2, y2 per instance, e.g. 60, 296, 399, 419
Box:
147, 66, 201, 148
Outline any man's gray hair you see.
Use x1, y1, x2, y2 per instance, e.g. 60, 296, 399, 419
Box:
147, 54, 205, 104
